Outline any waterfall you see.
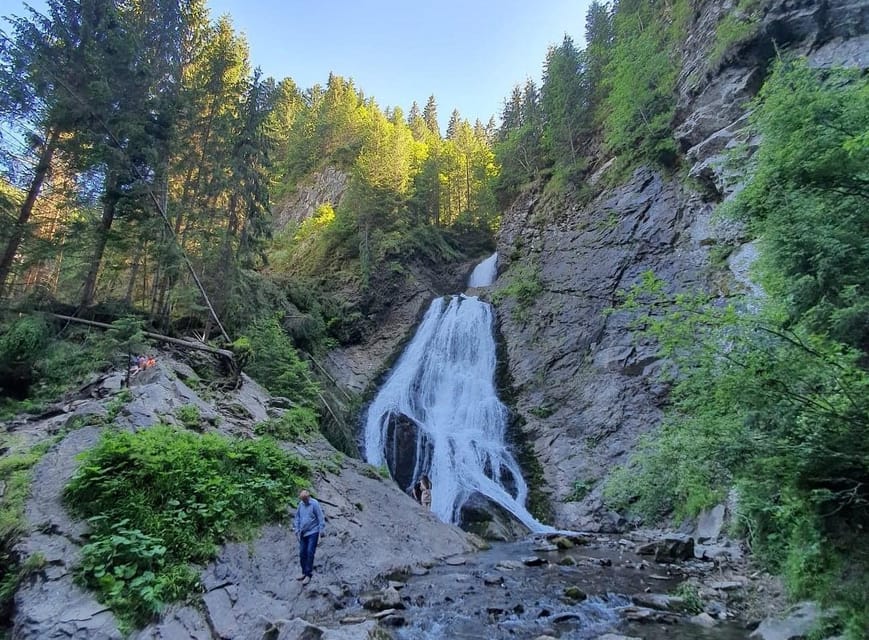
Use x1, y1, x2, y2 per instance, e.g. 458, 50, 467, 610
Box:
364, 253, 550, 533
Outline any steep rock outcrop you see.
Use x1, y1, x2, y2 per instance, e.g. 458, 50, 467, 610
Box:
323, 259, 478, 395
496, 171, 718, 530
274, 167, 349, 232
10, 358, 472, 639
495, 0, 869, 530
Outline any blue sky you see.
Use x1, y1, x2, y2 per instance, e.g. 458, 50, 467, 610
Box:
1, 0, 593, 127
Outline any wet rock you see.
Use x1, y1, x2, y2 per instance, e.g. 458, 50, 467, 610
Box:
133, 605, 211, 639
558, 556, 576, 566
533, 542, 558, 552
359, 587, 404, 612
379, 614, 406, 627
562, 586, 587, 601
595, 635, 642, 640
495, 560, 524, 571
550, 535, 575, 549
750, 602, 822, 640
691, 612, 718, 627
339, 617, 366, 625
631, 593, 685, 612
483, 573, 504, 586
444, 557, 466, 566
521, 556, 546, 566
694, 542, 743, 563
636, 534, 695, 562
622, 606, 679, 624
409, 567, 430, 576
709, 580, 745, 591
387, 580, 405, 590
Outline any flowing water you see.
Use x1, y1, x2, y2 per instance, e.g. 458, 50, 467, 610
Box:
359, 254, 753, 638
364, 253, 548, 532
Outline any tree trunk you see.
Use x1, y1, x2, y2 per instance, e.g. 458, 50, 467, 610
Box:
0, 128, 59, 297
81, 172, 120, 308
124, 241, 142, 306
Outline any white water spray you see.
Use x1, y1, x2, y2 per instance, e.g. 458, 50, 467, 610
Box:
364, 253, 550, 533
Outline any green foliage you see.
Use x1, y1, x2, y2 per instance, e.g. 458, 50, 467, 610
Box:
492, 263, 543, 321
674, 582, 704, 614
601, 0, 690, 166
708, 0, 764, 68
253, 406, 319, 441
0, 315, 139, 419
727, 60, 869, 352
175, 404, 202, 430
606, 268, 869, 633
242, 315, 320, 408
565, 479, 594, 502
64, 426, 310, 628
528, 405, 554, 419
0, 315, 50, 367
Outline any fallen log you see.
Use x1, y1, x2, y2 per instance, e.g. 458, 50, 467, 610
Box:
48, 313, 235, 360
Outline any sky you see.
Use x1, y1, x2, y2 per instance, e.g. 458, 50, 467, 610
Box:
0, 0, 593, 127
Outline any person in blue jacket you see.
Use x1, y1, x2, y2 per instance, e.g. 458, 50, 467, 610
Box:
293, 489, 325, 585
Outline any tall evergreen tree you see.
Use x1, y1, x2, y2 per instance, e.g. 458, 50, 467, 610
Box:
422, 94, 440, 138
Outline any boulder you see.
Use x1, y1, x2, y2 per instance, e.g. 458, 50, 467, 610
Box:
750, 602, 822, 640
695, 504, 726, 542
636, 535, 695, 562
359, 587, 403, 612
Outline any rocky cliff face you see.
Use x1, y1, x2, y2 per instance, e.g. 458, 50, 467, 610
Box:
494, 0, 869, 530
274, 167, 350, 232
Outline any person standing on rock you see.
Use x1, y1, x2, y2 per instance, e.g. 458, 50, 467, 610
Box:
293, 489, 325, 585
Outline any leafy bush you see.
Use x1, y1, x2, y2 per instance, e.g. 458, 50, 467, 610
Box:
175, 404, 202, 430
64, 426, 310, 629
708, 0, 764, 68
601, 0, 690, 166
605, 272, 869, 635
254, 406, 319, 441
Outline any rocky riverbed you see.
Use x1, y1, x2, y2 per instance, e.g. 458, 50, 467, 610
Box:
328, 531, 767, 640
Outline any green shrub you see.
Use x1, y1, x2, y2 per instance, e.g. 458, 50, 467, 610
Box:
492, 263, 543, 321
708, 0, 764, 68
254, 406, 318, 441
64, 426, 310, 629
0, 315, 50, 367
565, 479, 594, 503
175, 405, 202, 430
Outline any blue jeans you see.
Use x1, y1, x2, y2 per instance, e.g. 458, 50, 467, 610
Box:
299, 532, 319, 577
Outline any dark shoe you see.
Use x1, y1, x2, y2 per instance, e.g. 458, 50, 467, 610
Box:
301, 576, 311, 585
296, 575, 306, 581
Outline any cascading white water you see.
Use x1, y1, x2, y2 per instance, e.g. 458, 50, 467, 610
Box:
364, 253, 550, 533
467, 252, 498, 287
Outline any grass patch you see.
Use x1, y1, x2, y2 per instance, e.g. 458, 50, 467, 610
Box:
565, 479, 594, 503
63, 426, 310, 630
492, 263, 543, 322
253, 405, 319, 441
708, 0, 764, 68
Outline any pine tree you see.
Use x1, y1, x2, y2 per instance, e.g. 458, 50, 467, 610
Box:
423, 95, 441, 138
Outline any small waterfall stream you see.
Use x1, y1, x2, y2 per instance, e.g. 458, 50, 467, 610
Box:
364, 253, 549, 533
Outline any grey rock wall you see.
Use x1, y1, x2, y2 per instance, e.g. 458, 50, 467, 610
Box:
494, 0, 869, 530
274, 167, 349, 232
